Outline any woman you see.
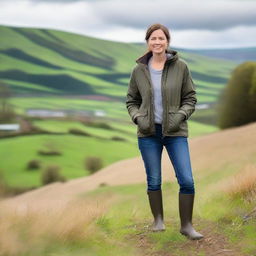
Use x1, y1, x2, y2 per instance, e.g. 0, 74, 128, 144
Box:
126, 23, 204, 240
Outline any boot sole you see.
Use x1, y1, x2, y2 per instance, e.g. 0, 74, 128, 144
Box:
180, 231, 204, 240
152, 228, 166, 232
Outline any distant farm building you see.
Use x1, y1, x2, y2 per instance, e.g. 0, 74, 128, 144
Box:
0, 124, 20, 132
26, 109, 106, 118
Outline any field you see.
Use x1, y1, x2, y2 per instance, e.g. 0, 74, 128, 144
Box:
0, 122, 255, 256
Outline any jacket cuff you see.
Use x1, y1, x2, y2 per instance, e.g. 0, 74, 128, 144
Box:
177, 110, 187, 120
132, 112, 140, 124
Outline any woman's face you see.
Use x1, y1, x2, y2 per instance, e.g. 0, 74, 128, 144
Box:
147, 29, 169, 54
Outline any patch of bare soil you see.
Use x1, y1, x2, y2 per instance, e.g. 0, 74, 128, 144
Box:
126, 219, 245, 256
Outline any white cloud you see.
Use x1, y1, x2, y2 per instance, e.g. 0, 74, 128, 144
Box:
172, 26, 256, 49
93, 0, 256, 30
0, 0, 100, 31
0, 0, 256, 48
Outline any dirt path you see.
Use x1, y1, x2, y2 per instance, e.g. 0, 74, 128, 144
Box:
127, 219, 244, 256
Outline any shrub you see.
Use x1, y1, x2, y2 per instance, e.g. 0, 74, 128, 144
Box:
99, 182, 108, 187
0, 170, 7, 197
41, 165, 66, 185
0, 82, 16, 123
111, 136, 126, 141
38, 150, 62, 156
68, 128, 91, 136
38, 142, 62, 156
83, 121, 113, 130
26, 159, 41, 170
85, 156, 103, 174
217, 62, 256, 129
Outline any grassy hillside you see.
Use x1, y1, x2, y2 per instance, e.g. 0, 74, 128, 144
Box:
0, 122, 255, 256
0, 133, 137, 187
181, 46, 256, 63
0, 24, 244, 195
0, 25, 237, 105
0, 118, 218, 188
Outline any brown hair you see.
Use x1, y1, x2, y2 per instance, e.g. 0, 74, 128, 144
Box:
145, 23, 171, 48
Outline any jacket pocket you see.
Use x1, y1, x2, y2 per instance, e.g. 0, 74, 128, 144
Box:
136, 109, 150, 133
167, 109, 184, 133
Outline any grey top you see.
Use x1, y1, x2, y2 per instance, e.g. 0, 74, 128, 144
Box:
148, 53, 172, 124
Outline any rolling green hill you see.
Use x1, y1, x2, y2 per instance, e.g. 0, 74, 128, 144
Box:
181, 46, 256, 63
0, 25, 237, 106
0, 25, 240, 189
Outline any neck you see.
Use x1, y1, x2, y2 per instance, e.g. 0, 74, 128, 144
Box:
151, 51, 167, 63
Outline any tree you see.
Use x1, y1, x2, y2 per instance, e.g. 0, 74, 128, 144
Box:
217, 62, 256, 129
0, 82, 15, 123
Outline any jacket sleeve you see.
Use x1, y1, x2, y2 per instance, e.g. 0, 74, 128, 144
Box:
177, 64, 197, 120
126, 67, 142, 124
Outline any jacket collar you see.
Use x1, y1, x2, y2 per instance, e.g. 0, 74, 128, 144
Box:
135, 49, 179, 65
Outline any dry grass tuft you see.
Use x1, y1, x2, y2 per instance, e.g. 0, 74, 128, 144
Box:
221, 164, 256, 201
0, 194, 117, 256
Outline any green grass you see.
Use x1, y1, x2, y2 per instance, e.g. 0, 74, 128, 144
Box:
0, 126, 254, 255
201, 195, 256, 255
31, 118, 217, 141
10, 97, 128, 119
0, 116, 218, 188
0, 134, 139, 187
187, 120, 219, 137
32, 119, 136, 143
0, 24, 254, 256
0, 24, 238, 137
0, 25, 237, 105
2, 178, 254, 256
78, 176, 255, 256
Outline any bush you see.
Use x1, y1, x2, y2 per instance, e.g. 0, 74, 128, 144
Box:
41, 165, 66, 185
26, 159, 41, 170
68, 128, 91, 136
83, 121, 113, 130
38, 150, 62, 156
99, 182, 108, 187
38, 142, 62, 156
0, 82, 16, 123
217, 61, 256, 129
111, 136, 126, 141
0, 170, 7, 197
85, 156, 103, 174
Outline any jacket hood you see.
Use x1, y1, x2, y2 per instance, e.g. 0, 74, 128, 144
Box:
135, 49, 179, 65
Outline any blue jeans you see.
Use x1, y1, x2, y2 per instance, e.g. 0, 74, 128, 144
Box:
138, 124, 195, 194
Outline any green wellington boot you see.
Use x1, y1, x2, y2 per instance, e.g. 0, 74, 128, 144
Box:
147, 189, 166, 232
179, 193, 204, 240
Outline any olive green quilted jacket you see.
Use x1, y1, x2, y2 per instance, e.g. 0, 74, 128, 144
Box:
126, 49, 197, 137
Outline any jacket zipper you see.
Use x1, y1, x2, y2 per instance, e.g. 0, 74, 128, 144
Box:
144, 66, 156, 135
161, 67, 165, 138
161, 62, 169, 138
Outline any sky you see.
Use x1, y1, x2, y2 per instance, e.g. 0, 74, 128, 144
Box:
0, 0, 256, 49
